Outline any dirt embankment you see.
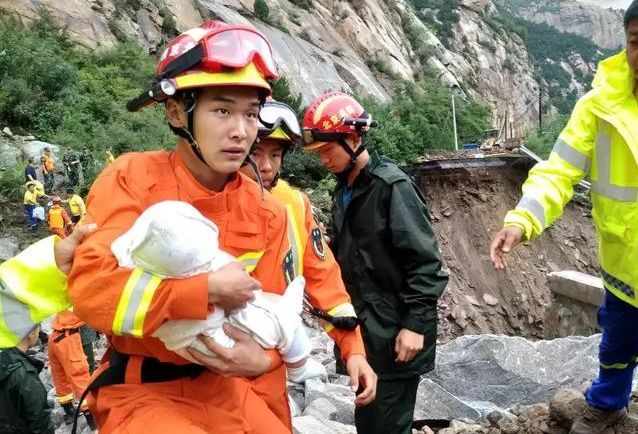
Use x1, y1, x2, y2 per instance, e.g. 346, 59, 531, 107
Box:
409, 157, 599, 342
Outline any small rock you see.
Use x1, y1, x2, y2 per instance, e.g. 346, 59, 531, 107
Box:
421, 427, 435, 434
549, 389, 588, 428
482, 294, 499, 306
2, 126, 13, 136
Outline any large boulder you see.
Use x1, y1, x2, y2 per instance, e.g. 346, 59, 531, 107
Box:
426, 335, 601, 414
414, 379, 481, 421
21, 141, 61, 162
0, 236, 19, 261
0, 143, 21, 167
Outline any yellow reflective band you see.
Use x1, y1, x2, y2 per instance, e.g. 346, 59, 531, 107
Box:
324, 302, 357, 333
237, 251, 265, 273
600, 356, 638, 370
57, 393, 74, 404
112, 268, 161, 337
286, 204, 303, 277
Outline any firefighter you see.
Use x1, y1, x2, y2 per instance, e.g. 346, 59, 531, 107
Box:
302, 91, 448, 434
240, 99, 377, 407
46, 195, 72, 238
67, 21, 301, 433
47, 309, 97, 429
490, 3, 638, 433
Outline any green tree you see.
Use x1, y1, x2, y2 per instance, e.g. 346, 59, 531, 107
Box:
254, 0, 270, 22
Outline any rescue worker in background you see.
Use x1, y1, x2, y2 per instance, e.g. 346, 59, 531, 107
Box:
104, 149, 115, 166
490, 3, 638, 433
48, 309, 97, 430
0, 324, 54, 434
66, 188, 86, 225
302, 92, 449, 434
25, 157, 37, 182
63, 146, 81, 187
240, 99, 377, 404
0, 225, 96, 433
80, 146, 93, 176
69, 21, 302, 433
42, 147, 55, 193
47, 195, 72, 238
24, 181, 46, 231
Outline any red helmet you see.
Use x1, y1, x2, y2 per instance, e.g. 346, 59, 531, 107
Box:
302, 91, 375, 150
127, 21, 279, 111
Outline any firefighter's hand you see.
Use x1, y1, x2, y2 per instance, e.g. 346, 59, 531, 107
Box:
346, 354, 377, 406
394, 329, 423, 363
207, 262, 258, 310
54, 223, 97, 275
489, 226, 524, 270
187, 323, 271, 377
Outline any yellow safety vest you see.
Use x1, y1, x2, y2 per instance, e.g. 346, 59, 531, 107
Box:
271, 179, 307, 278
505, 50, 638, 307
0, 236, 70, 347
68, 194, 86, 217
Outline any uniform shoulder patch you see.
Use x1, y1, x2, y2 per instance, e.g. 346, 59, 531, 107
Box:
283, 248, 296, 284
310, 227, 326, 260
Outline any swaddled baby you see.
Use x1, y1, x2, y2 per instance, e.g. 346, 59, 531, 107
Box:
111, 201, 326, 383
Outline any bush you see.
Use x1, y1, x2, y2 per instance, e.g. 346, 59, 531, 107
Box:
290, 0, 313, 10
254, 0, 270, 22
0, 12, 174, 189
362, 79, 490, 163
524, 114, 569, 159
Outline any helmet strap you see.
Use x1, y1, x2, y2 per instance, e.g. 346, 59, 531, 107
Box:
244, 154, 265, 199
335, 136, 366, 179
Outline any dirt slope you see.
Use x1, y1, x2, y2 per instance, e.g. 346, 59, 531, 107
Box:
410, 156, 599, 342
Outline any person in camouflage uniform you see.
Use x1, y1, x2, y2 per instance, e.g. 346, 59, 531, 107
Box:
62, 147, 81, 187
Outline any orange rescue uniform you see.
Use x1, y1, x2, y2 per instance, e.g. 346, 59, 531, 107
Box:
271, 179, 365, 355
48, 310, 91, 410
47, 205, 71, 239
68, 148, 294, 434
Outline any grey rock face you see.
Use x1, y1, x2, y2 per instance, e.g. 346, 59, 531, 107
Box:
426, 334, 601, 411
0, 236, 19, 261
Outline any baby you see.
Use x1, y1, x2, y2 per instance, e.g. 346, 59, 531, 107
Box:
111, 200, 326, 383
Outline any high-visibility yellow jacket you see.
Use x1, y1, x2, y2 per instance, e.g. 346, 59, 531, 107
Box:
0, 236, 70, 348
505, 50, 638, 307
68, 194, 86, 217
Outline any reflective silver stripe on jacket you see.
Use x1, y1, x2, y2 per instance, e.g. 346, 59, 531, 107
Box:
0, 278, 35, 342
553, 138, 591, 174
591, 127, 638, 202
601, 269, 635, 298
516, 196, 546, 228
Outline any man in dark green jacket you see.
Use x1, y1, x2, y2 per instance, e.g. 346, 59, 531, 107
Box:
0, 324, 54, 434
302, 91, 448, 434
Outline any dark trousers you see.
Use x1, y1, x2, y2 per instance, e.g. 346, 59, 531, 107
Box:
43, 172, 54, 192
355, 375, 420, 434
24, 204, 36, 229
587, 290, 638, 410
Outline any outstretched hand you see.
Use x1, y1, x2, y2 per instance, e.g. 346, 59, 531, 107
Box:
489, 226, 524, 270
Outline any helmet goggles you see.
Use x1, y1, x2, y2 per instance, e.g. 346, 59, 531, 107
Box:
301, 116, 377, 147
128, 25, 278, 112
258, 101, 301, 140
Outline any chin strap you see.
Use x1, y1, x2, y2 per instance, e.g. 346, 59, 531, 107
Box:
335, 136, 366, 180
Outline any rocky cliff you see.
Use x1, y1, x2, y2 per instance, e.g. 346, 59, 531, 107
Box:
507, 0, 625, 50
0, 0, 619, 137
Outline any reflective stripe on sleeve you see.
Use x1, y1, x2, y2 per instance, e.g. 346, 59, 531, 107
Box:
516, 196, 546, 229
0, 278, 35, 344
552, 138, 591, 174
112, 268, 161, 338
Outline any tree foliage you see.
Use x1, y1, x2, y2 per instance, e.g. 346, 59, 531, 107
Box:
0, 12, 174, 188
254, 0, 270, 22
